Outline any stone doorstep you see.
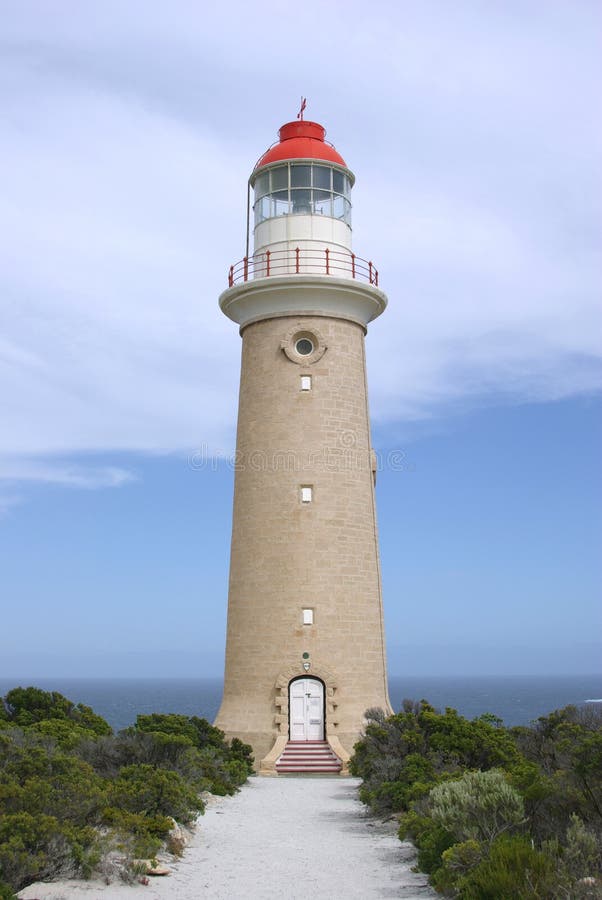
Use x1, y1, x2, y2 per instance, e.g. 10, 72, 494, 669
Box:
278, 757, 341, 764
279, 749, 339, 754
275, 739, 343, 775
259, 735, 351, 776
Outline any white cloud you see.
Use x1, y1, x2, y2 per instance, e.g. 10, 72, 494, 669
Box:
0, 459, 135, 489
0, 0, 600, 465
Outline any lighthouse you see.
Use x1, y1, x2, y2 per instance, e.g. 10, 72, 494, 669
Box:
215, 111, 392, 774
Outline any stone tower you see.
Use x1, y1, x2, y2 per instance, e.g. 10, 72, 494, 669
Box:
215, 115, 392, 773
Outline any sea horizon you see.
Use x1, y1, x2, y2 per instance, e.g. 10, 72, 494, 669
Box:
1, 672, 601, 733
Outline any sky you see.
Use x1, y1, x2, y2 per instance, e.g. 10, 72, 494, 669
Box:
1, 0, 600, 680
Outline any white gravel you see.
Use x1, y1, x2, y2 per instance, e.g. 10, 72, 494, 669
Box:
18, 777, 436, 900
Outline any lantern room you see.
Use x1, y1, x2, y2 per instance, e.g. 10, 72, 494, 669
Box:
223, 113, 382, 303
252, 162, 352, 226
249, 120, 356, 263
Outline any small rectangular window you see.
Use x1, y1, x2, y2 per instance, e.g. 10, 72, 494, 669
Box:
300, 486, 313, 503
300, 375, 312, 391
303, 608, 314, 625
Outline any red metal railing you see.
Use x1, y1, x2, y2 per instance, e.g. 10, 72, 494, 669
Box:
227, 248, 378, 288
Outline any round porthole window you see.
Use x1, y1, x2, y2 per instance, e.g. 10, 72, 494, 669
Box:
281, 328, 326, 365
295, 338, 314, 356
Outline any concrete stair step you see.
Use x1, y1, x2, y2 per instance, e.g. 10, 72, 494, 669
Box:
279, 757, 339, 762
279, 750, 338, 756
275, 739, 343, 774
280, 753, 336, 760
280, 753, 336, 759
278, 761, 341, 766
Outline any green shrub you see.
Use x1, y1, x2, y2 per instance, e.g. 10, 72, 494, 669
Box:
363, 753, 437, 814
353, 701, 602, 897
0, 881, 16, 900
28, 719, 102, 750
351, 703, 520, 816
78, 723, 251, 795
134, 714, 226, 750
399, 810, 455, 875
541, 814, 602, 894
225, 758, 251, 787
512, 705, 602, 839
562, 814, 601, 881
229, 737, 254, 773
3, 688, 111, 736
99, 808, 172, 859
456, 835, 557, 899
82, 729, 197, 777
429, 769, 525, 844
107, 764, 204, 823
431, 839, 483, 894
0, 731, 106, 826
0, 812, 96, 891
130, 714, 253, 788
0, 690, 250, 892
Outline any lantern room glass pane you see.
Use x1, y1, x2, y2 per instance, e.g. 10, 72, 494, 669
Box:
254, 172, 269, 198
291, 164, 311, 187
313, 190, 332, 216
291, 189, 312, 214
254, 197, 270, 224
333, 194, 345, 219
332, 170, 346, 195
312, 165, 331, 190
270, 166, 288, 191
271, 190, 289, 216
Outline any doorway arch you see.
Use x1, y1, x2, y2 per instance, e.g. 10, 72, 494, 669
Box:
289, 676, 325, 741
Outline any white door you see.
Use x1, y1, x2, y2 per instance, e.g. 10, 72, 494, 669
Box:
289, 678, 324, 740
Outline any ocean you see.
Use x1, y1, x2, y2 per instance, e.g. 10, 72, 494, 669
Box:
1, 674, 600, 733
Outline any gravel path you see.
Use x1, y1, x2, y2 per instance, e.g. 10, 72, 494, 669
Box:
19, 777, 436, 900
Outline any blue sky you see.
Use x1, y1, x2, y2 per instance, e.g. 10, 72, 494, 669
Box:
1, 1, 600, 678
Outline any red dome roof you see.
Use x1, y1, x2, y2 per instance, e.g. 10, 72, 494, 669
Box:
254, 120, 347, 169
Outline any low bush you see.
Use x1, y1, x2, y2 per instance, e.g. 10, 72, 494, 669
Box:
0, 687, 252, 894
429, 769, 525, 844
107, 764, 204, 822
352, 701, 602, 897
2, 687, 111, 736
0, 812, 98, 891
399, 810, 455, 875
455, 835, 557, 899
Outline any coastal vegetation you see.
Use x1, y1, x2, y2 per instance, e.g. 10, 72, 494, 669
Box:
0, 687, 253, 896
351, 700, 602, 898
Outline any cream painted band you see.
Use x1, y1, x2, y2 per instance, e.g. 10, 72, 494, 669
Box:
219, 275, 387, 329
